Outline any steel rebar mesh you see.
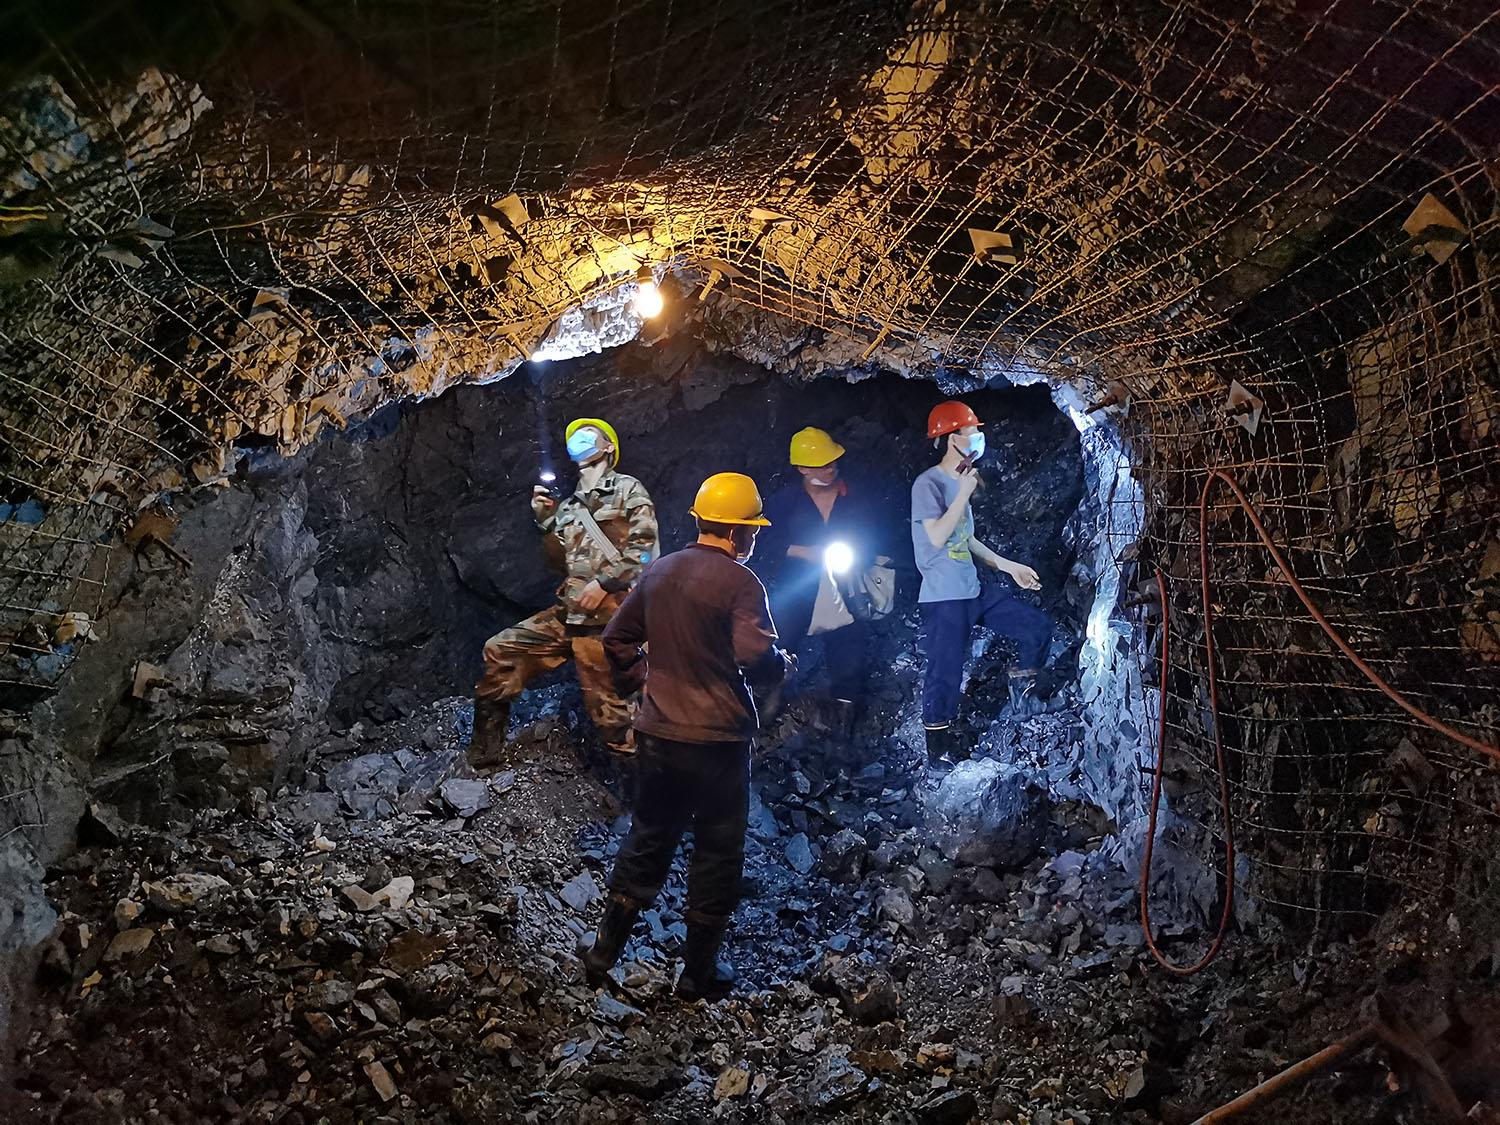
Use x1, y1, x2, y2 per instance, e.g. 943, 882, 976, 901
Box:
0, 0, 1495, 937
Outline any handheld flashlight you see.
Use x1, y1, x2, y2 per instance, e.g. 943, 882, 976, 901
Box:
824, 541, 855, 575
537, 467, 560, 499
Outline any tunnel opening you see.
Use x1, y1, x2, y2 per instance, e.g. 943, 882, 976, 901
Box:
291, 342, 1090, 737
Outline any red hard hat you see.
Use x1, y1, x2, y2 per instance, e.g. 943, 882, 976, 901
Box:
927, 400, 982, 438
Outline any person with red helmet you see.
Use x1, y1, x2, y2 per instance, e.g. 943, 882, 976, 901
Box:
911, 400, 1054, 765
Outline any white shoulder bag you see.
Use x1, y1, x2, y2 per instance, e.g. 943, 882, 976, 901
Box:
808, 556, 896, 635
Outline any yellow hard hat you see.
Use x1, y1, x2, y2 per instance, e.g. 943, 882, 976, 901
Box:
789, 427, 845, 467
690, 472, 771, 526
564, 417, 621, 466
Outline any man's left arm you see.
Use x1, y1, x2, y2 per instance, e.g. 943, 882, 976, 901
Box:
970, 536, 1041, 591
596, 481, 658, 595
732, 576, 788, 689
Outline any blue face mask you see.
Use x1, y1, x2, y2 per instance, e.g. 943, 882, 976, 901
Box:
960, 432, 986, 460
567, 429, 603, 463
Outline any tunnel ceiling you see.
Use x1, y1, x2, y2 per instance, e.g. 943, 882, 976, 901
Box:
2, 0, 1497, 750
2, 1, 1494, 453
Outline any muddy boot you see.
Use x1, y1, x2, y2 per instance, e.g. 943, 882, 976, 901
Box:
578, 894, 640, 987
467, 697, 510, 772
1032, 667, 1064, 713
677, 918, 735, 1002
819, 698, 858, 772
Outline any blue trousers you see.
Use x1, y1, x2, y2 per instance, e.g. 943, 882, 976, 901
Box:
920, 584, 1052, 726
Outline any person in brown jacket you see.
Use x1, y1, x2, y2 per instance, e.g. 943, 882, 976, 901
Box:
581, 472, 789, 1000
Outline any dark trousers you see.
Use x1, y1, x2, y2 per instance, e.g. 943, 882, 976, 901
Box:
607, 733, 750, 923
920, 583, 1052, 726
770, 582, 869, 702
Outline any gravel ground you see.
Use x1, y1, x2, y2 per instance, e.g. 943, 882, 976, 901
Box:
5, 691, 1496, 1124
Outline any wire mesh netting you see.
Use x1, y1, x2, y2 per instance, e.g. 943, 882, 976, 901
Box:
0, 1, 1496, 938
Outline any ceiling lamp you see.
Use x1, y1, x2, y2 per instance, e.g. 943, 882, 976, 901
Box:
633, 264, 663, 319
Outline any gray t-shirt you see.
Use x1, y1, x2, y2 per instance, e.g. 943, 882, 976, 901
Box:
911, 466, 980, 603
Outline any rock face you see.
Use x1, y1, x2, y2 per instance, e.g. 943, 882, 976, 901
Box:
925, 759, 1048, 869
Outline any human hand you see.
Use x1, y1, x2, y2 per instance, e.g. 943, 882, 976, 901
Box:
955, 468, 980, 500
531, 486, 557, 520
1006, 562, 1042, 591
576, 579, 609, 612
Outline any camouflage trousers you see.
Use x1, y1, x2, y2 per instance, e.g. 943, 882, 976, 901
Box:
475, 604, 634, 752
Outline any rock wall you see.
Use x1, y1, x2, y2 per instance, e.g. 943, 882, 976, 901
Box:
1057, 414, 1149, 826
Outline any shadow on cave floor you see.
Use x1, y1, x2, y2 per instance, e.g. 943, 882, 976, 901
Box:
8, 648, 1473, 1124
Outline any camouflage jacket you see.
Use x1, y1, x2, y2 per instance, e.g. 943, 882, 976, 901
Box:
539, 470, 658, 626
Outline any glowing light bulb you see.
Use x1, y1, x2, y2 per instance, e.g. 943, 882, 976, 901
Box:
824, 541, 855, 574
633, 264, 664, 318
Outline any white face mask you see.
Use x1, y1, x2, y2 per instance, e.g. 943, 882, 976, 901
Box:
954, 432, 985, 459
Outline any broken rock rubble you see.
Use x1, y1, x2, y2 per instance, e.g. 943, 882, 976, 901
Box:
14, 690, 1352, 1123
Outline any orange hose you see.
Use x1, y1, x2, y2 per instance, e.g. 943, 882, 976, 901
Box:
1139, 467, 1498, 977
1140, 563, 1234, 975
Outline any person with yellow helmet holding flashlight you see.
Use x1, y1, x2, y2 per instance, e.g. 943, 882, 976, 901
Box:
584, 472, 789, 1000
759, 426, 887, 747
467, 417, 658, 771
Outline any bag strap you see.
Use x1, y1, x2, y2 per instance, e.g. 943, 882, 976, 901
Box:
574, 504, 623, 564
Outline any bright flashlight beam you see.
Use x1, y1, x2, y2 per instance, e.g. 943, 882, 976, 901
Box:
824, 541, 854, 574
538, 469, 556, 483
634, 280, 663, 319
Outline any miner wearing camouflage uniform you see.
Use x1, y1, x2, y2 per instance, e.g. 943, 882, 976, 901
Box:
468, 418, 658, 770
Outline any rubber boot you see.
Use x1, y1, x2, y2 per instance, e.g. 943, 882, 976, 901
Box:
677, 918, 735, 1001
925, 725, 959, 768
467, 697, 510, 772
1007, 674, 1044, 718
579, 894, 640, 987
823, 698, 857, 771
828, 698, 857, 745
